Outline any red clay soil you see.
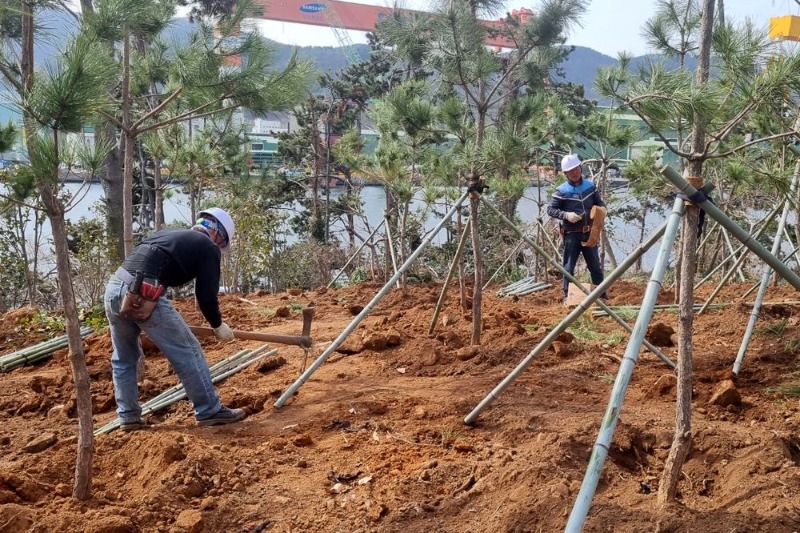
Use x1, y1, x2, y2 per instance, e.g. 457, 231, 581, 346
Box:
1, 279, 800, 532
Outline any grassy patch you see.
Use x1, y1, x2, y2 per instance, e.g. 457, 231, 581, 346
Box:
613, 306, 639, 321
569, 316, 602, 342
784, 338, 800, 354
439, 426, 467, 447
758, 319, 789, 336
604, 331, 626, 346
766, 383, 800, 397
17, 311, 66, 333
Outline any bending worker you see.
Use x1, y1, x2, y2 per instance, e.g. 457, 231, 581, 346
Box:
547, 154, 608, 302
104, 207, 246, 431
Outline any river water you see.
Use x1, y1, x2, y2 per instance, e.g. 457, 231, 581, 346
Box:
39, 181, 666, 269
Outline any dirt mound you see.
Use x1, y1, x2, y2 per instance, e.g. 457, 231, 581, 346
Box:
1, 279, 800, 531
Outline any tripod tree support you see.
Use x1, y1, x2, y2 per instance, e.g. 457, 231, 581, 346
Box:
273, 190, 470, 408
733, 155, 800, 374
660, 164, 800, 291
694, 202, 783, 294
328, 218, 386, 289
429, 218, 472, 335
464, 209, 677, 426
478, 195, 673, 364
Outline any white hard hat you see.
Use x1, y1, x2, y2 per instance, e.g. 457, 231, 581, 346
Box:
561, 154, 582, 172
197, 207, 234, 253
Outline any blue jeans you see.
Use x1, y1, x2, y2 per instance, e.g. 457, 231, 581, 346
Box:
562, 232, 605, 298
104, 275, 222, 423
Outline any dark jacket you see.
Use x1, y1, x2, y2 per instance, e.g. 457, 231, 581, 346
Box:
121, 229, 223, 327
547, 178, 605, 233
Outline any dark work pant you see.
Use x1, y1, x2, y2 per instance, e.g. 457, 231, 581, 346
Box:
562, 232, 605, 297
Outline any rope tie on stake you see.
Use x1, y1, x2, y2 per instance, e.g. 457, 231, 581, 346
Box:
677, 178, 714, 236
466, 179, 486, 197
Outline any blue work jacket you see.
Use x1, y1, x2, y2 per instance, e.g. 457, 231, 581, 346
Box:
546, 178, 605, 233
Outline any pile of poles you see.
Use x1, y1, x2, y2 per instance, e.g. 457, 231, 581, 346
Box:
0, 326, 94, 372
94, 343, 278, 435
497, 277, 551, 297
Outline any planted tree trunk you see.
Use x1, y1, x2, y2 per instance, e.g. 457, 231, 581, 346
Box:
100, 125, 126, 261
457, 211, 468, 311
20, 3, 93, 500
399, 200, 409, 293
154, 156, 165, 229
469, 183, 483, 345
42, 182, 94, 499
659, 0, 715, 505
122, 31, 135, 256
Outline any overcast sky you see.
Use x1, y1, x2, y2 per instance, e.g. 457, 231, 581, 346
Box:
249, 0, 800, 57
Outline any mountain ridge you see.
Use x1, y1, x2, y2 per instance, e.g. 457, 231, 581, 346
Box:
30, 9, 695, 104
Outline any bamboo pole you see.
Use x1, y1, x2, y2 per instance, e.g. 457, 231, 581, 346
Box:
660, 165, 800, 291
479, 195, 672, 363
1, 327, 94, 372
783, 227, 800, 267
740, 246, 800, 299
384, 212, 402, 289
592, 302, 729, 317
429, 218, 471, 335
274, 190, 470, 408
733, 159, 800, 374
499, 280, 550, 297
95, 345, 276, 434
482, 237, 525, 290
721, 228, 746, 282
566, 197, 684, 532
463, 210, 678, 427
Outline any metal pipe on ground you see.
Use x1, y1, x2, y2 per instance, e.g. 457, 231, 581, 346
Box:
95, 344, 277, 434
463, 210, 677, 426
565, 197, 685, 532
274, 190, 470, 408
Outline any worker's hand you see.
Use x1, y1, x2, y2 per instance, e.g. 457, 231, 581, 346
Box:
564, 212, 583, 223
212, 322, 235, 341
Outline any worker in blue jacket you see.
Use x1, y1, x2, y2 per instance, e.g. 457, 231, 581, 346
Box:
547, 154, 607, 302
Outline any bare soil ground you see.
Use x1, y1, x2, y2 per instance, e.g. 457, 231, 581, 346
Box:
1, 279, 800, 533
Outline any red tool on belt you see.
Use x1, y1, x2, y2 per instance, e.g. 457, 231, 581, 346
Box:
139, 274, 165, 300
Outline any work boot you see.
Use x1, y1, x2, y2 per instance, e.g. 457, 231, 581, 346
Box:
197, 406, 247, 427
120, 419, 150, 432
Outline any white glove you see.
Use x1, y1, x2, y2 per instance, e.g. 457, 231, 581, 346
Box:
212, 322, 235, 341
564, 212, 583, 223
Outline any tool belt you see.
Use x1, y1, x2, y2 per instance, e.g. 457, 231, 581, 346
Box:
116, 267, 165, 322
561, 225, 592, 236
